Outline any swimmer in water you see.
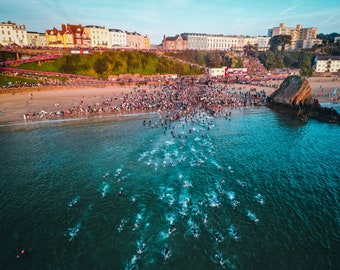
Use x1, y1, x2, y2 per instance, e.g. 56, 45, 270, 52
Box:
214, 252, 226, 267
69, 195, 80, 207
133, 214, 142, 231
127, 255, 139, 270
168, 222, 176, 234
191, 224, 200, 238
247, 210, 259, 223
117, 218, 127, 233
16, 249, 27, 259
228, 225, 239, 241
231, 199, 240, 208
162, 247, 171, 261
136, 241, 146, 255
68, 224, 80, 241
213, 230, 224, 242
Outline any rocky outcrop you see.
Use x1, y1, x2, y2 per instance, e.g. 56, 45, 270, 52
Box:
266, 75, 340, 124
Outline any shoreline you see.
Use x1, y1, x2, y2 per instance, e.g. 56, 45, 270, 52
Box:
0, 76, 339, 126
0, 112, 157, 129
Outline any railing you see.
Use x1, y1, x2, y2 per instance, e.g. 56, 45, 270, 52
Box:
0, 67, 97, 80
0, 54, 64, 66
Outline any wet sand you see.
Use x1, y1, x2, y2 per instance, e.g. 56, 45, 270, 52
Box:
0, 77, 338, 125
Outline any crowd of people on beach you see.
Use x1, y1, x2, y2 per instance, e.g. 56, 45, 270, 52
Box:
23, 77, 270, 123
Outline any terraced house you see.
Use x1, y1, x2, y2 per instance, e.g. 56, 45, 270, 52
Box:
109, 29, 126, 48
0, 20, 27, 46
84, 25, 110, 48
161, 34, 188, 51
126, 31, 145, 50
45, 24, 91, 48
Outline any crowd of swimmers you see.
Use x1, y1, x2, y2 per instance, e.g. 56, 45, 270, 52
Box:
23, 77, 271, 122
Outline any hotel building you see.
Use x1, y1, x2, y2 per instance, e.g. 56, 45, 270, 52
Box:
84, 25, 110, 48
0, 20, 28, 46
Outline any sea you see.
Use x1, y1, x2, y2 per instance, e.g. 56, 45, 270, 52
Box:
0, 104, 339, 270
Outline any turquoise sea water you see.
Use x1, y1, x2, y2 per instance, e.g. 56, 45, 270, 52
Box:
0, 106, 339, 270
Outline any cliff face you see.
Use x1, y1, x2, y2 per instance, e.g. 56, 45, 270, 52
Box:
266, 75, 340, 124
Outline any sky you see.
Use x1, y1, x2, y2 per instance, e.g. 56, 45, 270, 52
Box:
1, 0, 339, 44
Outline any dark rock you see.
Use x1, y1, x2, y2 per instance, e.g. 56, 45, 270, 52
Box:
266, 75, 340, 124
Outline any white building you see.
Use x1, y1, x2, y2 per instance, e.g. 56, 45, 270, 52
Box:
247, 36, 270, 51
314, 56, 340, 73
84, 25, 110, 48
27, 32, 46, 47
181, 33, 270, 52
208, 67, 226, 77
296, 38, 322, 49
207, 35, 239, 51
182, 33, 208, 50
257, 36, 270, 51
208, 67, 248, 77
109, 29, 126, 48
0, 20, 28, 46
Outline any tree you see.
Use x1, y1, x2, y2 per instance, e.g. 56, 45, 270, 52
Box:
221, 52, 233, 67
62, 55, 80, 73
233, 57, 244, 68
243, 44, 259, 58
259, 51, 276, 70
298, 53, 313, 76
322, 38, 329, 46
269, 35, 292, 51
317, 32, 339, 43
93, 56, 109, 78
284, 53, 299, 68
207, 51, 222, 67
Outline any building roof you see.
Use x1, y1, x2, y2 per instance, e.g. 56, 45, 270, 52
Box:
84, 25, 106, 29
46, 27, 61, 35
164, 34, 188, 41
126, 31, 142, 36
109, 29, 124, 33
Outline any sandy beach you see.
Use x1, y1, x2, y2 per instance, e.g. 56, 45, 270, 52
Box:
0, 85, 136, 125
0, 77, 339, 125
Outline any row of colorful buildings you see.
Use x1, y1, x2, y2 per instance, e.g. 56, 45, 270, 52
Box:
0, 21, 150, 50
0, 20, 326, 52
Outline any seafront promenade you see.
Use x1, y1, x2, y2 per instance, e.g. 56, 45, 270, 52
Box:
0, 76, 338, 125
